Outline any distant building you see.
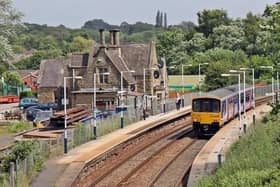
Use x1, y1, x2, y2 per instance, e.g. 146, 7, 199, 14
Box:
38, 29, 168, 109
17, 69, 39, 91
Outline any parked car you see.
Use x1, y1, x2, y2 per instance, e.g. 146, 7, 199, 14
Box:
19, 97, 38, 109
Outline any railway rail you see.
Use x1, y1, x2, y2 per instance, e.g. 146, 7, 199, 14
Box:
73, 116, 193, 187
73, 95, 272, 187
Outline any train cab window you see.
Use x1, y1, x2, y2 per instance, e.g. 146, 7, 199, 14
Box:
193, 99, 220, 112
193, 100, 200, 112
202, 101, 211, 112
212, 100, 220, 112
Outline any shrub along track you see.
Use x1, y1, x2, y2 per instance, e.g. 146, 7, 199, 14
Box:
73, 114, 207, 187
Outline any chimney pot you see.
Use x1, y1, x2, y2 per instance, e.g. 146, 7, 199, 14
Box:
109, 29, 120, 46
99, 29, 105, 46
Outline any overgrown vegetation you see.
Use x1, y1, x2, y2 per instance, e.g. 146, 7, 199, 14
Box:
198, 103, 280, 187
0, 141, 44, 186
8, 121, 33, 133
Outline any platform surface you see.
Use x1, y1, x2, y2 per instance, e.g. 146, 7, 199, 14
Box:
31, 106, 191, 187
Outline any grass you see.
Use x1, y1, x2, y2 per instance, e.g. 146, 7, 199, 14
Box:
198, 112, 280, 187
8, 121, 33, 133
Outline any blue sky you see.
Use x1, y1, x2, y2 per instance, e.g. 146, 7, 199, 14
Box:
13, 0, 279, 28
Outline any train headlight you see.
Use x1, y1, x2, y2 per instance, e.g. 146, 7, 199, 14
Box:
193, 119, 198, 122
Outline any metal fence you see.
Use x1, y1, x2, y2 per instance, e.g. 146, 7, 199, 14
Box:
0, 85, 274, 186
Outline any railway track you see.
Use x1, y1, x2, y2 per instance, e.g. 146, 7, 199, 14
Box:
114, 129, 206, 187
73, 116, 198, 187
74, 96, 272, 187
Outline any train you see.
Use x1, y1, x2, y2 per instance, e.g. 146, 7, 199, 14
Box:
191, 84, 254, 137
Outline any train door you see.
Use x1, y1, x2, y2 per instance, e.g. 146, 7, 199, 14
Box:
227, 97, 234, 120
222, 100, 227, 124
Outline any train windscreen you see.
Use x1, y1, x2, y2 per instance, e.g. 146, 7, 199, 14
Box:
193, 98, 220, 112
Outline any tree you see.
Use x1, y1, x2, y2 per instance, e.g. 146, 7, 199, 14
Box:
164, 12, 167, 28
69, 36, 93, 53
211, 25, 246, 50
2, 71, 22, 85
260, 3, 280, 63
243, 12, 261, 55
0, 0, 22, 70
185, 33, 209, 54
160, 12, 163, 27
155, 10, 160, 27
197, 9, 230, 37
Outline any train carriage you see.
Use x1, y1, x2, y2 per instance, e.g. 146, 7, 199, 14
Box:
191, 84, 253, 137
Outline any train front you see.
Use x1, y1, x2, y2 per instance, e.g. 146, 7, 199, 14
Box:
191, 97, 222, 137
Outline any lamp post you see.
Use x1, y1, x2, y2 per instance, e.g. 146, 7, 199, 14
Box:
120, 70, 135, 128
181, 64, 192, 107
64, 76, 83, 154
230, 70, 246, 118
143, 68, 156, 120
198, 63, 208, 95
260, 66, 274, 103
93, 72, 110, 138
240, 67, 256, 123
221, 73, 241, 127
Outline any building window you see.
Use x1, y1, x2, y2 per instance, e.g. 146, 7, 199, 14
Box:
98, 68, 109, 84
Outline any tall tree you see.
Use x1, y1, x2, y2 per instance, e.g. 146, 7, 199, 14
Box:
155, 10, 160, 27
243, 12, 261, 55
164, 12, 168, 28
0, 0, 22, 70
197, 9, 230, 37
160, 12, 163, 27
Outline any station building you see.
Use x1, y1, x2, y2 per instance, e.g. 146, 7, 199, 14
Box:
37, 29, 168, 110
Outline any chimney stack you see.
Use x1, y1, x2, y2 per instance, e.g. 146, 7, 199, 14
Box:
109, 29, 120, 46
99, 29, 105, 46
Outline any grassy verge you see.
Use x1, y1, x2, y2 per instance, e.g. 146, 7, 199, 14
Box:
198, 108, 280, 187
8, 121, 33, 133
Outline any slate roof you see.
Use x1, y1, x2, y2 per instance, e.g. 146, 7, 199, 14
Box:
105, 49, 135, 84
70, 53, 89, 67
120, 43, 151, 75
38, 59, 67, 88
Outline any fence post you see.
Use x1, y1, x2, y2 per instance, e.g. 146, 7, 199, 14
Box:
9, 162, 15, 187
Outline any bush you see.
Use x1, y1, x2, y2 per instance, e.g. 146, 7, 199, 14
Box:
8, 121, 32, 133
198, 110, 280, 187
19, 90, 37, 99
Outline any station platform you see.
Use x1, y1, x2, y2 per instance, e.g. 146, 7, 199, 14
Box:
32, 106, 191, 187
187, 104, 272, 187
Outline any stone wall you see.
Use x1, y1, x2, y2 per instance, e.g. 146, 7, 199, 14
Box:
38, 88, 56, 103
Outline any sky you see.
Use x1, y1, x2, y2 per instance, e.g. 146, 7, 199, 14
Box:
13, 0, 279, 28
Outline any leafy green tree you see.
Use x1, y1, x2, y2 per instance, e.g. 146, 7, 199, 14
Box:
185, 33, 209, 54
197, 9, 230, 36
0, 0, 22, 69
243, 12, 261, 55
261, 3, 280, 63
2, 71, 22, 85
69, 36, 93, 53
203, 60, 233, 91
15, 50, 62, 69
211, 24, 246, 50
